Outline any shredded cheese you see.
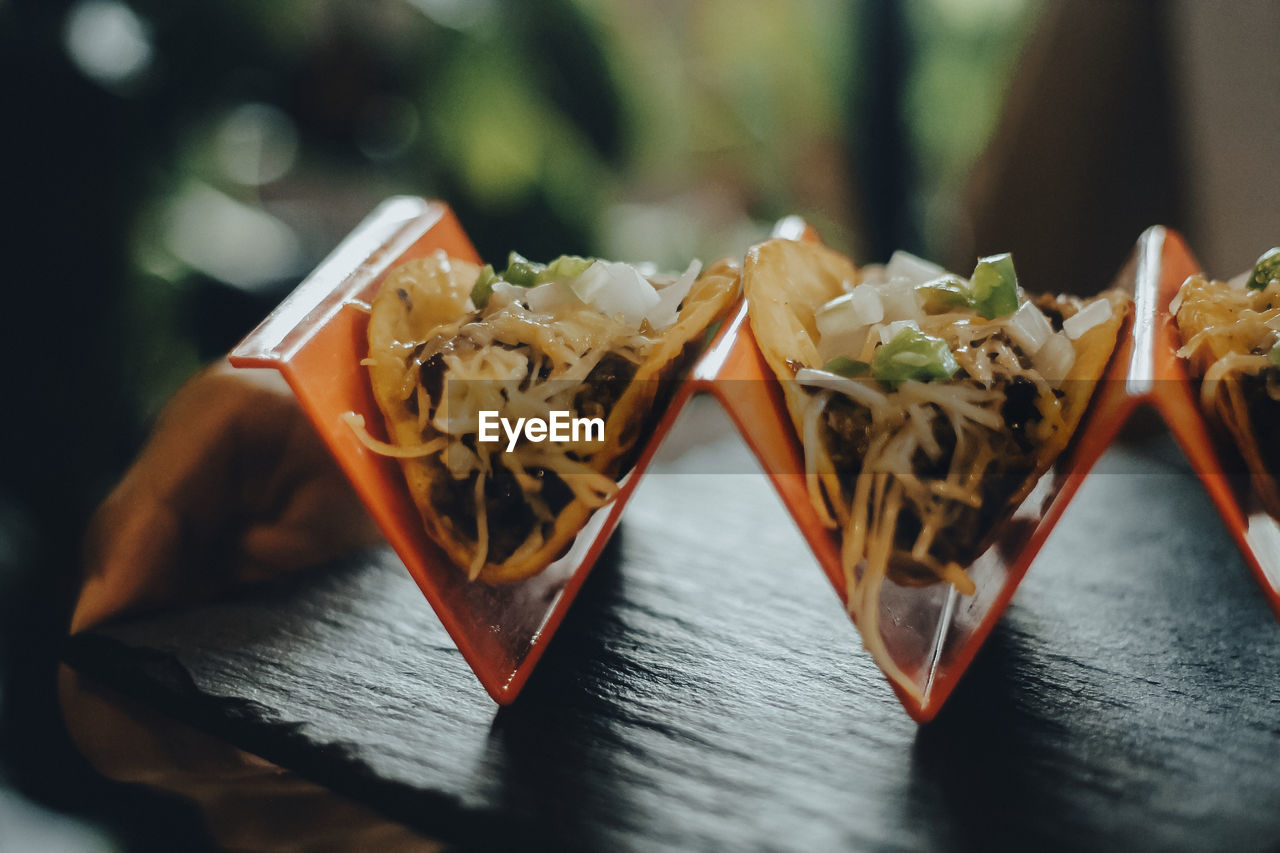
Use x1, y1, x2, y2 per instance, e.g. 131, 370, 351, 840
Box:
1175, 274, 1280, 507
366, 258, 698, 573
342, 412, 449, 458
801, 291, 1093, 697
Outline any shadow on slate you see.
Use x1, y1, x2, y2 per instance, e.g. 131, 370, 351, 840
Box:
63, 406, 1280, 852
912, 431, 1280, 853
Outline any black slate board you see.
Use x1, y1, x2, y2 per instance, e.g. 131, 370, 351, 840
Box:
64, 400, 1280, 852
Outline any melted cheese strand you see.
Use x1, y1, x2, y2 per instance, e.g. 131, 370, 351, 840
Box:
854, 477, 916, 691
1201, 352, 1271, 408
804, 391, 840, 528
342, 412, 449, 458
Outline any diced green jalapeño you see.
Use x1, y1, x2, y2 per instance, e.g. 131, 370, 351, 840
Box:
470, 263, 500, 308
1249, 248, 1280, 291
969, 253, 1019, 319
536, 254, 594, 284
916, 275, 971, 313
821, 356, 871, 377
502, 252, 545, 287
871, 327, 959, 388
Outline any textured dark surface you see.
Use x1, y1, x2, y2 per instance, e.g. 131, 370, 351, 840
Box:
64, 400, 1280, 852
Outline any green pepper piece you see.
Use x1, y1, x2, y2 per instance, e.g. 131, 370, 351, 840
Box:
871, 327, 959, 389
470, 263, 499, 309
503, 252, 545, 287
1269, 341, 1280, 367
969, 253, 1020, 319
536, 254, 594, 284
916, 275, 971, 313
1249, 248, 1280, 291
821, 356, 871, 378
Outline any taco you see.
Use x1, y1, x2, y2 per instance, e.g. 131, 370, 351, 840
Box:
1173, 247, 1280, 517
744, 238, 1127, 688
356, 249, 739, 583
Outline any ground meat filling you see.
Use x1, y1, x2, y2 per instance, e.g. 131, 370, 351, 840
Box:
484, 465, 575, 563
573, 353, 637, 422
817, 371, 1041, 574
1000, 375, 1042, 453
418, 346, 644, 564
822, 396, 874, 478
1239, 368, 1280, 476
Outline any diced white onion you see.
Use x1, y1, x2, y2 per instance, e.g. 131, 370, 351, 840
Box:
568, 261, 607, 301
874, 280, 921, 322
643, 258, 701, 330
1007, 300, 1053, 354
814, 294, 856, 338
569, 260, 659, 327
1062, 298, 1113, 340
817, 325, 871, 363
850, 284, 885, 323
1037, 332, 1076, 386
858, 264, 887, 286
885, 250, 947, 286
523, 280, 573, 313
487, 281, 527, 310
1264, 313, 1280, 335
879, 319, 920, 345
816, 285, 884, 341
1228, 269, 1252, 290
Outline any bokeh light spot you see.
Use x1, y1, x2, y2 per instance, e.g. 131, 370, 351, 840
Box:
163, 184, 303, 292
62, 0, 152, 92
215, 103, 300, 186
406, 0, 494, 31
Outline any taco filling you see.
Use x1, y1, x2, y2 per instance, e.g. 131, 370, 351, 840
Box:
745, 238, 1126, 691
358, 249, 739, 583
1174, 247, 1280, 516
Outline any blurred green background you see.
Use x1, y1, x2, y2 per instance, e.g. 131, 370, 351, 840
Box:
18, 0, 1036, 421
2, 0, 1046, 848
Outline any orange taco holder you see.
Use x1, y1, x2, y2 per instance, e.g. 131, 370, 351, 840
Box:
230, 199, 1280, 721
230, 198, 710, 704
701, 223, 1280, 722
